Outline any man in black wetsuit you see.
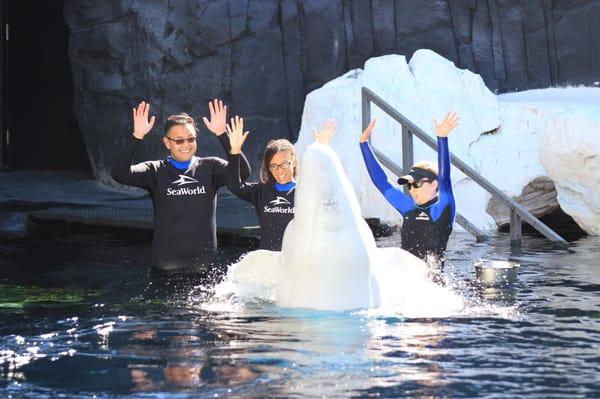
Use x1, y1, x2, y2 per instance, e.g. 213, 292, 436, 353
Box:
111, 100, 250, 272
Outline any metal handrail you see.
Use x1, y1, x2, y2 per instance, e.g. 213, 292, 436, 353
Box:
361, 86, 569, 248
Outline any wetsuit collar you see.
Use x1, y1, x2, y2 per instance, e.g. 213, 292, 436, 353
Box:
415, 196, 439, 209
275, 181, 296, 192
168, 157, 192, 170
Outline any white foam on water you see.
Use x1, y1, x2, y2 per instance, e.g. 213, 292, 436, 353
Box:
208, 254, 520, 319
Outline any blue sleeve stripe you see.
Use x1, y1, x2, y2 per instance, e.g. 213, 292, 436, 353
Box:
437, 137, 451, 192
431, 137, 455, 222
360, 142, 415, 215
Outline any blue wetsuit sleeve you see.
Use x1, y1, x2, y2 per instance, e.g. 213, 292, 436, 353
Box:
111, 135, 155, 190
360, 141, 415, 216
226, 153, 260, 204
430, 137, 456, 223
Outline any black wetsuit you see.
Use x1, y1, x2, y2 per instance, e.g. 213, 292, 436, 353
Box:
111, 134, 250, 272
227, 153, 295, 251
360, 137, 456, 263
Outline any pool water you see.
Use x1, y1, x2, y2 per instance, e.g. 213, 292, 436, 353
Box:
0, 213, 599, 398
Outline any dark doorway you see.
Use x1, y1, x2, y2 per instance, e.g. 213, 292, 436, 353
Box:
1, 0, 90, 171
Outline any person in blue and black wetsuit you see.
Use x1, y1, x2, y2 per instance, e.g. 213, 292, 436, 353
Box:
359, 112, 460, 269
111, 100, 250, 272
225, 116, 337, 251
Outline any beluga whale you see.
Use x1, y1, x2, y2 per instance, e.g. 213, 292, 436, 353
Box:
276, 142, 381, 310
214, 142, 463, 314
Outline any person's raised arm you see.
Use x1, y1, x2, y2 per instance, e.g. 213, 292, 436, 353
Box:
111, 101, 157, 189
433, 111, 459, 193
312, 119, 337, 145
223, 115, 258, 202
202, 99, 250, 180
359, 119, 414, 215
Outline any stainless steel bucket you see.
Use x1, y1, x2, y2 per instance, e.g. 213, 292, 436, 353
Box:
474, 260, 520, 286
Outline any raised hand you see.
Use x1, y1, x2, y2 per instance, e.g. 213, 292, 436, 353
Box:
312, 119, 337, 145
434, 112, 460, 138
359, 119, 377, 143
132, 101, 156, 139
202, 99, 227, 136
226, 115, 250, 155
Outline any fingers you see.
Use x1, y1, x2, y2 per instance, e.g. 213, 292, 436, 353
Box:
202, 116, 210, 128
228, 116, 244, 132
135, 102, 143, 118
435, 112, 460, 126
444, 111, 459, 124
210, 99, 226, 116
149, 116, 156, 129
446, 112, 460, 129
134, 101, 152, 119
368, 118, 377, 131
359, 120, 377, 143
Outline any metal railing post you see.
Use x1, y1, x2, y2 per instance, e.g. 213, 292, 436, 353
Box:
401, 128, 413, 195
510, 208, 522, 248
362, 90, 370, 132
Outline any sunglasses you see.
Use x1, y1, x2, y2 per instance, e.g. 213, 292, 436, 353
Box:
407, 178, 433, 190
165, 136, 196, 145
268, 160, 292, 172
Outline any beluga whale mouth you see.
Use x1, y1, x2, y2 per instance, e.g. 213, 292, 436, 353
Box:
213, 143, 464, 315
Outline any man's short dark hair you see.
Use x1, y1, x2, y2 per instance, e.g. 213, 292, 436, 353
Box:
164, 113, 198, 135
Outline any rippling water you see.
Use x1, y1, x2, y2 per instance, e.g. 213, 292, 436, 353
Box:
0, 214, 599, 398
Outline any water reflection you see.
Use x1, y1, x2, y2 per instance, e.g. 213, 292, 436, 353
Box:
0, 227, 598, 397
126, 325, 261, 392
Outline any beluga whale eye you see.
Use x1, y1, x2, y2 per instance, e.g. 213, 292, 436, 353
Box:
322, 199, 336, 207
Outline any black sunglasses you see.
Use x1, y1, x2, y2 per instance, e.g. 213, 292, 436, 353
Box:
407, 178, 433, 190
166, 136, 196, 145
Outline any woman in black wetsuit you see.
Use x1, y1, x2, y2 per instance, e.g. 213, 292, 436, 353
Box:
359, 112, 460, 270
225, 116, 336, 250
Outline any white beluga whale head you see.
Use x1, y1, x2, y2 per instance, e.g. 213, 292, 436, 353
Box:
276, 143, 380, 311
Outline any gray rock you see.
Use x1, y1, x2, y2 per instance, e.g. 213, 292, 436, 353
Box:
486, 176, 560, 227
64, 0, 600, 183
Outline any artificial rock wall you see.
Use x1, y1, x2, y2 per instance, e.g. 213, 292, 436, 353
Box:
64, 0, 600, 182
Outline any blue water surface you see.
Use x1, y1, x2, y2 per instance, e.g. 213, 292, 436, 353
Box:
0, 211, 599, 398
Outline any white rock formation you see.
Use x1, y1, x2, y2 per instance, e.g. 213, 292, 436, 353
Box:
295, 50, 600, 235
524, 89, 600, 235
295, 50, 500, 228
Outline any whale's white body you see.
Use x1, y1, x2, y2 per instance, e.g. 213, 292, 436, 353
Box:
276, 143, 380, 310
215, 143, 463, 314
